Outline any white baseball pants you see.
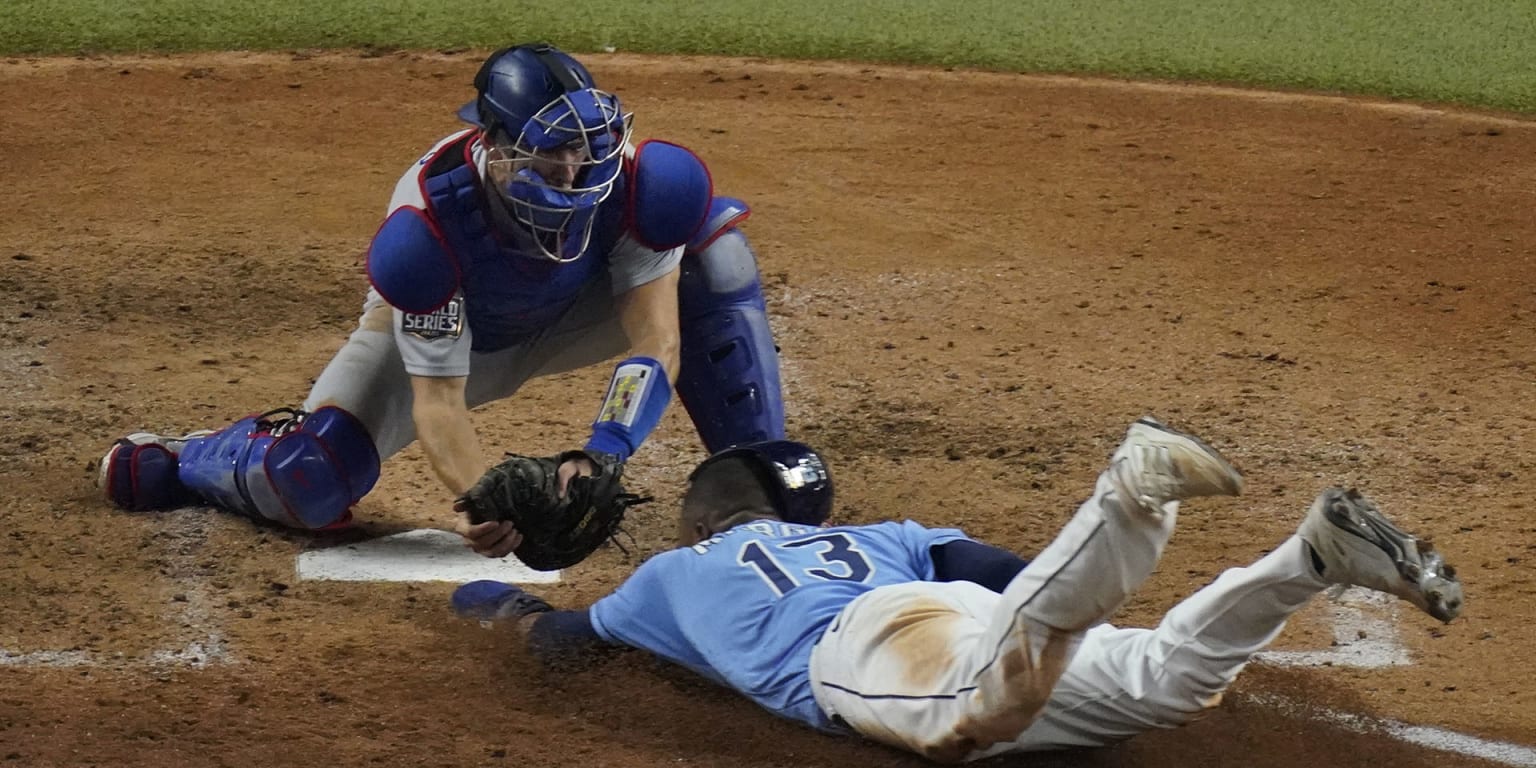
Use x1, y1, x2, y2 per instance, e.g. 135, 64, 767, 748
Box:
809, 470, 1327, 761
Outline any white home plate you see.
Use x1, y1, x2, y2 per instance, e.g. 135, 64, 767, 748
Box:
296, 528, 561, 584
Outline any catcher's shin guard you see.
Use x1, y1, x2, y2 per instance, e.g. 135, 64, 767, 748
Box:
176, 406, 381, 530
676, 225, 786, 453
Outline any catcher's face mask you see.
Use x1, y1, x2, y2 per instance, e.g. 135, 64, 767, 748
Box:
482, 89, 632, 263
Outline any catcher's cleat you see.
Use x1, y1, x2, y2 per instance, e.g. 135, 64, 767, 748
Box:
98, 430, 213, 511
1299, 487, 1464, 623
1105, 417, 1244, 516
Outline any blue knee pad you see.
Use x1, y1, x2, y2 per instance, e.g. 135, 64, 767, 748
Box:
177, 406, 381, 530
676, 228, 786, 453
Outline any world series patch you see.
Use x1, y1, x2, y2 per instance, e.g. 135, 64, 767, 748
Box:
401, 297, 464, 340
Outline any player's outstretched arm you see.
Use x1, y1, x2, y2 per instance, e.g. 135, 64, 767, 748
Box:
613, 268, 682, 381
409, 374, 525, 558
579, 269, 683, 463
409, 373, 484, 496
526, 610, 610, 662
453, 581, 611, 663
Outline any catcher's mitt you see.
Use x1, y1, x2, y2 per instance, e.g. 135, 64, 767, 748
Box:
458, 449, 650, 571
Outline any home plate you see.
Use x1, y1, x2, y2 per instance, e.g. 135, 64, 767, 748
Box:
296, 529, 561, 584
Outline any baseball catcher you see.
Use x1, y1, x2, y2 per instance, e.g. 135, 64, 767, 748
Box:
96, 42, 787, 557
455, 450, 651, 570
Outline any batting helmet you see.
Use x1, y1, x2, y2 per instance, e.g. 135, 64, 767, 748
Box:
689, 440, 834, 526
460, 43, 632, 263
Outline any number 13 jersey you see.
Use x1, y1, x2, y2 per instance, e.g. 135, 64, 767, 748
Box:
588, 520, 968, 729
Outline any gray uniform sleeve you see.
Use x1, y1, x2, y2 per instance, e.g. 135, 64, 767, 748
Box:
607, 233, 683, 294
389, 292, 474, 378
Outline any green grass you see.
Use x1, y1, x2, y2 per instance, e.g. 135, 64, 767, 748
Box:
3, 0, 1534, 112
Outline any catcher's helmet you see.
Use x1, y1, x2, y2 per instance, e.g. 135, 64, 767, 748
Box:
459, 43, 632, 263
690, 440, 834, 526
457, 43, 596, 131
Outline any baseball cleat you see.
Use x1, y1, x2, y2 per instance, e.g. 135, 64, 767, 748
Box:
1106, 417, 1244, 515
98, 430, 213, 510
1299, 487, 1463, 623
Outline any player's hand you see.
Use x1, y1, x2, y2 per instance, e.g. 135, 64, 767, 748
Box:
455, 503, 523, 558
455, 450, 644, 571
556, 452, 597, 497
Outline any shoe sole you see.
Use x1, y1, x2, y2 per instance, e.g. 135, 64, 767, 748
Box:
1313, 488, 1463, 623
1126, 417, 1245, 499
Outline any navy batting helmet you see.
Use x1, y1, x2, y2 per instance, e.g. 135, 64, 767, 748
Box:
689, 440, 834, 526
460, 43, 632, 263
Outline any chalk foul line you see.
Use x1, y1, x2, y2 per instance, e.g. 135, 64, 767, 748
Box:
0, 508, 229, 669
1245, 692, 1536, 768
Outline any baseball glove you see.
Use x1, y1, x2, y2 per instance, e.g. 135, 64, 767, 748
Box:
458, 449, 650, 571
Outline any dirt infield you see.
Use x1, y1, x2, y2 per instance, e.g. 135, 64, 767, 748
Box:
2, 49, 1534, 767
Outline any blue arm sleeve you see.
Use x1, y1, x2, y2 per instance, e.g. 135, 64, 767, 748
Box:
584, 357, 673, 462
526, 609, 609, 663
930, 539, 1031, 593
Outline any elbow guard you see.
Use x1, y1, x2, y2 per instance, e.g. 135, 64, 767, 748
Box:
584, 357, 672, 462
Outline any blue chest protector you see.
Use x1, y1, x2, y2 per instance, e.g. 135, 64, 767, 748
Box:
365, 133, 787, 456
367, 135, 744, 354
370, 135, 614, 351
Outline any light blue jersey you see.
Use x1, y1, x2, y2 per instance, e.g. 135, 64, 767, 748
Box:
588, 520, 969, 730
